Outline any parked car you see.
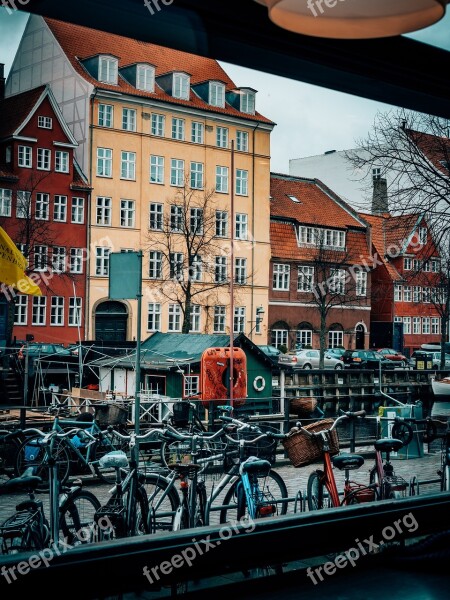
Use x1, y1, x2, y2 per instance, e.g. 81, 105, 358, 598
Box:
375, 348, 409, 367
257, 345, 282, 361
278, 349, 343, 370
409, 351, 450, 370
342, 350, 396, 370
326, 347, 346, 360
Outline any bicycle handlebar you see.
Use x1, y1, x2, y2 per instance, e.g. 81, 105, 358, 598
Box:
14, 427, 99, 445
295, 410, 366, 438
159, 423, 227, 443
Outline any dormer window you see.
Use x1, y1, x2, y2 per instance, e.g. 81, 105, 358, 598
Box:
137, 64, 155, 92
209, 82, 225, 108
240, 89, 256, 114
173, 73, 190, 100
99, 56, 118, 84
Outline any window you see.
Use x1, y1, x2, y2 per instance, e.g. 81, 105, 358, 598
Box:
403, 286, 412, 302
297, 329, 312, 348
236, 130, 249, 152
18, 146, 32, 168
171, 159, 185, 186
240, 90, 255, 114
412, 259, 422, 271
422, 317, 430, 334
423, 287, 431, 303
137, 65, 155, 92
95, 247, 110, 276
172, 117, 185, 140
190, 162, 204, 189
70, 248, 83, 274
209, 82, 225, 107
190, 255, 202, 282
423, 260, 431, 272
14, 295, 27, 325
216, 166, 229, 193
69, 298, 82, 327
99, 56, 118, 84
120, 199, 135, 228
55, 151, 69, 173
328, 330, 344, 348
168, 304, 182, 332
419, 227, 427, 245
298, 266, 314, 292
217, 127, 228, 148
372, 167, 382, 180
38, 115, 52, 129
71, 197, 84, 224
34, 245, 48, 271
330, 269, 346, 294
98, 104, 113, 127
122, 108, 136, 131
404, 257, 412, 270
356, 271, 367, 296
400, 317, 410, 334
16, 191, 31, 218
5, 146, 11, 163
216, 210, 228, 237
298, 226, 346, 249
50, 297, 64, 326
35, 193, 49, 220
184, 376, 200, 398
151, 113, 165, 136
190, 207, 203, 234
234, 307, 245, 333
215, 256, 227, 283
273, 264, 290, 291
150, 155, 164, 184
214, 306, 226, 333
16, 243, 26, 257
236, 169, 248, 195
147, 303, 161, 331
97, 148, 112, 177
394, 284, 402, 302
121, 151, 136, 180
431, 259, 440, 272
394, 316, 402, 323
173, 73, 189, 99
432, 317, 440, 335
271, 329, 288, 348
96, 197, 111, 226
413, 286, 421, 303
53, 195, 67, 222
32, 297, 46, 325
190, 305, 201, 332
52, 247, 66, 273
149, 203, 163, 230
170, 253, 184, 280
37, 148, 51, 171
0, 189, 12, 217
413, 317, 421, 334
149, 251, 162, 279
235, 258, 247, 284
191, 122, 204, 144
168, 205, 183, 232
235, 213, 248, 240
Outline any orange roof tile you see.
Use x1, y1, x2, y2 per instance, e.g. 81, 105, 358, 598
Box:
44, 18, 274, 125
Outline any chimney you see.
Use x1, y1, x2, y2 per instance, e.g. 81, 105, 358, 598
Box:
372, 178, 389, 214
0, 64, 5, 100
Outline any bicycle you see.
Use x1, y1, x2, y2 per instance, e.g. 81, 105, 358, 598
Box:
368, 436, 409, 500
0, 429, 23, 484
0, 427, 100, 554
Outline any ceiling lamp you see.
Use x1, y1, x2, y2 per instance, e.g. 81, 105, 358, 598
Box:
254, 0, 448, 39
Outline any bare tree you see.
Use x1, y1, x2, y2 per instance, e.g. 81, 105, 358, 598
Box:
145, 178, 247, 334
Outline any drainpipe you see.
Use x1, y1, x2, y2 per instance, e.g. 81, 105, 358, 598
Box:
250, 123, 260, 340
87, 88, 98, 340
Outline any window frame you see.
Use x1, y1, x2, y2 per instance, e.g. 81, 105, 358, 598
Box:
55, 150, 69, 173
0, 188, 12, 217
147, 303, 162, 332
120, 199, 135, 228
98, 103, 113, 128
50, 296, 65, 326
120, 151, 136, 180
273, 263, 290, 291
149, 202, 163, 231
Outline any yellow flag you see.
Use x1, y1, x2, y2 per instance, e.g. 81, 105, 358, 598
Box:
0, 227, 42, 296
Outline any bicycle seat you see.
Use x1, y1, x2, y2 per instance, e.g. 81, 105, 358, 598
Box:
374, 438, 403, 453
167, 463, 202, 473
240, 457, 271, 477
98, 450, 129, 469
332, 454, 365, 471
0, 468, 42, 494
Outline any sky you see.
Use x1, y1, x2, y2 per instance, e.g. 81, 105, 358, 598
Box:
1, 8, 449, 174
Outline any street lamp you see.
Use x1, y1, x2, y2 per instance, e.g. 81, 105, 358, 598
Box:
249, 306, 265, 336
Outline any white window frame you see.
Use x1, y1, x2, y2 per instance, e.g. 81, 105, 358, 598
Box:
328, 330, 344, 348
419, 227, 427, 245
122, 108, 137, 132
298, 266, 314, 292
35, 193, 49, 221
70, 248, 83, 274
214, 306, 226, 333
171, 159, 185, 186
172, 117, 185, 140
150, 155, 164, 184
413, 316, 421, 334
431, 317, 440, 335
32, 296, 47, 326
216, 210, 228, 237
38, 115, 52, 129
240, 90, 255, 114
18, 146, 32, 168
121, 151, 136, 180
234, 307, 246, 334
52, 246, 66, 273
147, 303, 162, 332
170, 253, 184, 280
69, 297, 82, 327
190, 162, 204, 189
236, 130, 249, 152
55, 150, 69, 173
168, 303, 182, 332
236, 169, 248, 196
173, 73, 190, 100
404, 257, 412, 271
209, 82, 225, 107
149, 251, 163, 279
217, 127, 229, 148
16, 191, 31, 219
235, 258, 247, 284
96, 197, 112, 226
403, 286, 412, 302
50, 296, 64, 326
99, 56, 118, 84
120, 199, 135, 228
273, 263, 290, 291
53, 195, 67, 222
149, 203, 163, 230
190, 208, 204, 235
95, 247, 110, 276
170, 205, 184, 232
356, 271, 367, 297
215, 256, 227, 283
297, 329, 313, 348
34, 245, 48, 271
394, 284, 402, 302
235, 213, 248, 240
216, 166, 229, 193
403, 317, 411, 334
0, 188, 12, 217
191, 122, 204, 144
137, 64, 155, 92
14, 295, 28, 325
330, 268, 346, 295
184, 376, 200, 398
37, 148, 51, 171
151, 113, 165, 136
97, 148, 112, 177
190, 305, 201, 332
271, 329, 288, 349
71, 197, 85, 224
422, 317, 430, 335
98, 104, 113, 128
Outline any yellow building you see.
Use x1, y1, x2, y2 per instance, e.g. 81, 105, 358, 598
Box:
7, 16, 274, 343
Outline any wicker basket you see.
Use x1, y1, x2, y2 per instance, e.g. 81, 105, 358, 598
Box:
94, 403, 128, 426
282, 419, 339, 468
290, 396, 318, 415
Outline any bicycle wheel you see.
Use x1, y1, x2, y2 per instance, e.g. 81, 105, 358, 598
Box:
145, 473, 180, 534
0, 431, 20, 483
442, 464, 450, 492
125, 484, 151, 537
409, 476, 420, 496
59, 489, 101, 545
220, 470, 288, 523
369, 466, 381, 500
307, 470, 330, 510
15, 436, 71, 491
391, 421, 413, 447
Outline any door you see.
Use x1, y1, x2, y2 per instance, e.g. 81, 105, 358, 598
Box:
356, 325, 365, 350
95, 301, 128, 342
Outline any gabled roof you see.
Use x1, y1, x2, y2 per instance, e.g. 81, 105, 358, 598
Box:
270, 173, 368, 229
0, 85, 78, 146
405, 129, 450, 175
42, 17, 274, 126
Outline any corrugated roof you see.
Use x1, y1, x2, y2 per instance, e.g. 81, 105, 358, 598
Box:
141, 332, 231, 363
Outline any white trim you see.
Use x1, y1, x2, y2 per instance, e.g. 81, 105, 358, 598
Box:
355, 321, 368, 332
12, 136, 38, 143
269, 301, 371, 311
53, 141, 77, 149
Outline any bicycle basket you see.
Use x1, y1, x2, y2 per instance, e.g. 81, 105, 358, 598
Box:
171, 402, 192, 427
0, 509, 44, 553
94, 403, 128, 426
225, 424, 279, 469
282, 419, 339, 468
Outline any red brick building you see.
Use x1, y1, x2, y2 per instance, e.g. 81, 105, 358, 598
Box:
269, 174, 372, 351
0, 80, 90, 345
362, 212, 443, 355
